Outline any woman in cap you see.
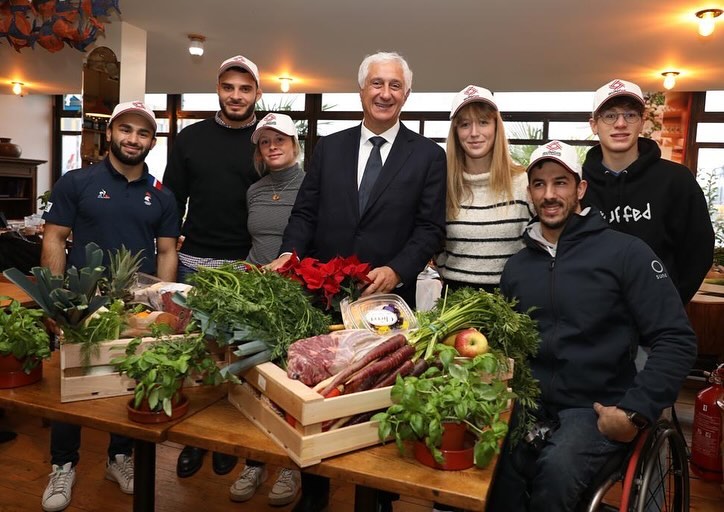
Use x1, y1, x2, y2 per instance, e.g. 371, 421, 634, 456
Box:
229, 113, 303, 506
436, 85, 534, 294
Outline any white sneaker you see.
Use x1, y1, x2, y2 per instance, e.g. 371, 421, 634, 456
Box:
230, 464, 268, 502
268, 468, 301, 506
105, 454, 134, 494
41, 462, 76, 512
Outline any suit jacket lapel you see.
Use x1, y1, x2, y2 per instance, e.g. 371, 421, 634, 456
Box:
362, 124, 413, 215
341, 126, 362, 219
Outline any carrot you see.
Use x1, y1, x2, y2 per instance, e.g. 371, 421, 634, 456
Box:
318, 334, 407, 396
343, 343, 415, 394
373, 358, 415, 388
410, 358, 429, 377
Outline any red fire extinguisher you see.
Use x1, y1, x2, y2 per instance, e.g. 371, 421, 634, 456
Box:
690, 364, 724, 482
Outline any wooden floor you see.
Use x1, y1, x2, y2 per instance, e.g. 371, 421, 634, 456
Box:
0, 385, 722, 511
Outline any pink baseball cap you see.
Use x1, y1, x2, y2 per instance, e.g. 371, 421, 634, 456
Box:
218, 55, 260, 85
592, 79, 644, 116
450, 85, 497, 119
252, 113, 298, 144
527, 140, 582, 179
109, 101, 157, 132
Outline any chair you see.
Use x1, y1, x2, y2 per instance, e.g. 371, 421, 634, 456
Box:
583, 419, 689, 512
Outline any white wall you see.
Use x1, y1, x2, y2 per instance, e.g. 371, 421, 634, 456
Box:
0, 94, 53, 213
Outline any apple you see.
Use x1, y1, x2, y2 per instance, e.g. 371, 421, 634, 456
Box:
442, 331, 460, 346
454, 328, 489, 357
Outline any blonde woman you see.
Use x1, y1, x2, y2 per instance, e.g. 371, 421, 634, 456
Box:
436, 85, 533, 294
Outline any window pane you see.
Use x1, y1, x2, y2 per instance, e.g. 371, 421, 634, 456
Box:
696, 123, 724, 143
704, 91, 724, 112
504, 121, 544, 140
257, 94, 305, 111
317, 120, 359, 136
62, 94, 82, 112
155, 118, 170, 134
321, 93, 362, 112
401, 120, 419, 133
61, 118, 83, 131
509, 144, 539, 166
403, 92, 456, 112
181, 93, 218, 111
177, 118, 205, 132
146, 136, 168, 181
549, 121, 595, 141
61, 135, 82, 174
144, 94, 167, 111
496, 92, 593, 112
425, 120, 452, 139
696, 148, 724, 244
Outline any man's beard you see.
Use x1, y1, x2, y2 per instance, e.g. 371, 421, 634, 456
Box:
219, 99, 255, 123
110, 139, 151, 166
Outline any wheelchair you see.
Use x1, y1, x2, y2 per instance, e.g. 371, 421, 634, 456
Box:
584, 418, 689, 512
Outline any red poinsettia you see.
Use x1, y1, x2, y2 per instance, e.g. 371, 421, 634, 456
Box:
277, 252, 372, 311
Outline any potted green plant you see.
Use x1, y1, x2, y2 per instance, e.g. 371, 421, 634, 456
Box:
372, 350, 513, 470
0, 297, 51, 388
111, 331, 226, 423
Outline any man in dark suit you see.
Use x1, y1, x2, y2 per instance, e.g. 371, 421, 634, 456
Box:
270, 51, 446, 310
270, 51, 446, 512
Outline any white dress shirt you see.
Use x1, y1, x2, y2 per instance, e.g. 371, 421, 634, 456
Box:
357, 122, 400, 187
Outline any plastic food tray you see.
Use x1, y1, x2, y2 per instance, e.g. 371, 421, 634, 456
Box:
340, 294, 418, 334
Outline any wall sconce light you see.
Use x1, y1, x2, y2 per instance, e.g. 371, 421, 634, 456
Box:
188, 34, 205, 56
11, 81, 24, 96
661, 71, 680, 90
696, 9, 722, 37
279, 77, 293, 93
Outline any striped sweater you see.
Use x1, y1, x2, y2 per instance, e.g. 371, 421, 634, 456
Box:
437, 171, 533, 287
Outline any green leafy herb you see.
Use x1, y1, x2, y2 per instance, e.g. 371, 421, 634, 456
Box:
0, 296, 51, 373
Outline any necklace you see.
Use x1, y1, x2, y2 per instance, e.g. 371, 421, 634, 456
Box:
271, 171, 301, 201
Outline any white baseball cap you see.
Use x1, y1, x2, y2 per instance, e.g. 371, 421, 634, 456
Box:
218, 55, 260, 85
109, 101, 157, 132
527, 140, 582, 179
592, 79, 645, 116
450, 85, 497, 119
251, 113, 298, 144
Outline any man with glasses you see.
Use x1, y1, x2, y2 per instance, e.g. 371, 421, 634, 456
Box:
583, 79, 713, 305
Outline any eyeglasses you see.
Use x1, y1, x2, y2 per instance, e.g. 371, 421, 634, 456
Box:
598, 111, 642, 125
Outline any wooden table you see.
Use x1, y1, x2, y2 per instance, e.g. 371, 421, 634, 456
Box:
0, 353, 226, 512
168, 399, 499, 511
686, 282, 724, 364
0, 275, 34, 307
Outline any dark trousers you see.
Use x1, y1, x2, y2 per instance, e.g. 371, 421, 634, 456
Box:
50, 421, 133, 466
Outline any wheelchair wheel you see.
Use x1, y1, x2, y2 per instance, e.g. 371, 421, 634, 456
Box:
626, 420, 689, 512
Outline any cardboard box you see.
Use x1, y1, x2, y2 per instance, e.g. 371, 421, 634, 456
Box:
59, 336, 225, 403
228, 358, 514, 467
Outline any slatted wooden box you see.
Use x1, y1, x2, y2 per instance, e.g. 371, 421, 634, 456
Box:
228, 358, 514, 467
59, 336, 225, 403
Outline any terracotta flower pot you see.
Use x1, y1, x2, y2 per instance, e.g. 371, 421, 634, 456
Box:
0, 354, 43, 388
440, 421, 467, 450
126, 392, 189, 424
413, 432, 476, 471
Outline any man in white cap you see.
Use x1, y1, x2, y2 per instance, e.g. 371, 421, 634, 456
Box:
488, 141, 696, 511
162, 55, 261, 483
583, 79, 713, 305
40, 101, 180, 512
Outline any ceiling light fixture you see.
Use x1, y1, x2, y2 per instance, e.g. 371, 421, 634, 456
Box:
188, 34, 205, 56
279, 77, 293, 93
661, 71, 680, 90
695, 8, 723, 37
11, 81, 24, 96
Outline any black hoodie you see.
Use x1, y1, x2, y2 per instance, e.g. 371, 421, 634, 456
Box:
582, 138, 714, 303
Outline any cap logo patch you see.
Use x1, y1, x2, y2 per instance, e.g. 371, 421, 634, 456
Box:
545, 141, 562, 151
609, 79, 626, 92
131, 101, 145, 109
463, 86, 479, 98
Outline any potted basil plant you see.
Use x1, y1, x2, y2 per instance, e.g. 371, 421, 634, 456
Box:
372, 350, 513, 470
111, 331, 226, 423
0, 297, 51, 388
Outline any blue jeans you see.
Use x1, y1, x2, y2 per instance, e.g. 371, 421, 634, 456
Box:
50, 421, 132, 466
177, 260, 196, 284
488, 406, 628, 512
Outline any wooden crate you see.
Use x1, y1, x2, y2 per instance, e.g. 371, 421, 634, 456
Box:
228, 358, 514, 467
59, 336, 225, 403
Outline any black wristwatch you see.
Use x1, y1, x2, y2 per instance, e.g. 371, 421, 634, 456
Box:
625, 410, 649, 430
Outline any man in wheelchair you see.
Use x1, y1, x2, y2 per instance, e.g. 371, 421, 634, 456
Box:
488, 142, 698, 511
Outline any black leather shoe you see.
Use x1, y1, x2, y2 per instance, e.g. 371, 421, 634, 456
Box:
176, 446, 207, 478
291, 492, 329, 512
211, 452, 238, 475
